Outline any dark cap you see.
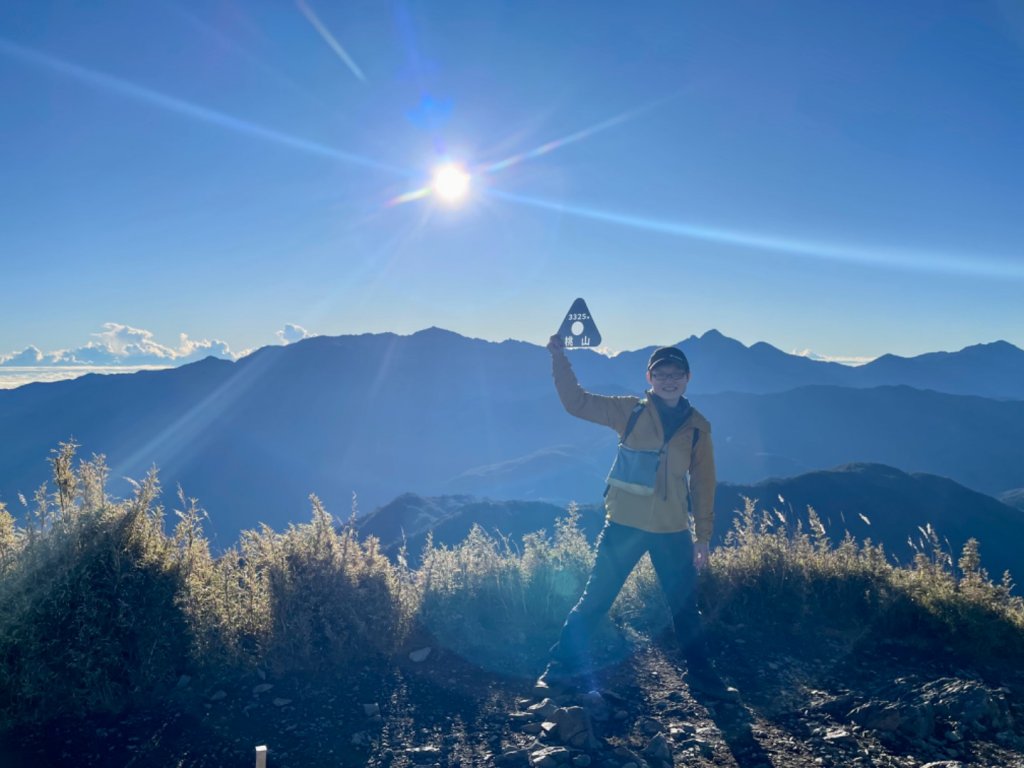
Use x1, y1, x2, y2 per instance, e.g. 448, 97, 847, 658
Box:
647, 346, 689, 372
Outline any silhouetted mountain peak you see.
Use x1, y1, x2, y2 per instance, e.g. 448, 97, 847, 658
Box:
810, 462, 909, 480
748, 341, 799, 361
868, 339, 1022, 364
696, 329, 746, 349
411, 326, 472, 341
959, 339, 1023, 357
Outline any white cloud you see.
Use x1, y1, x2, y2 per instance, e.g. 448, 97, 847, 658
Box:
0, 346, 45, 365
276, 323, 313, 344
792, 348, 876, 367
793, 348, 827, 361
0, 323, 238, 369
0, 366, 170, 390
174, 333, 235, 362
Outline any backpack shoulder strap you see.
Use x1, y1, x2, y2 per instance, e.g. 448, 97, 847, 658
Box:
621, 400, 647, 444
605, 400, 648, 499
685, 428, 701, 514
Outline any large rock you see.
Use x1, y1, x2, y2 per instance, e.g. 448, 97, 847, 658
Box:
495, 747, 531, 768
407, 745, 442, 764
529, 698, 559, 719
921, 678, 1013, 734
848, 700, 934, 740
553, 706, 590, 743
822, 727, 857, 746
530, 746, 571, 768
848, 677, 1013, 742
579, 690, 610, 722
643, 733, 674, 766
637, 717, 663, 736
612, 745, 648, 766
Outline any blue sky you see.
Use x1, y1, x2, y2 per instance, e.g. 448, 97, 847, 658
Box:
2, 0, 1023, 384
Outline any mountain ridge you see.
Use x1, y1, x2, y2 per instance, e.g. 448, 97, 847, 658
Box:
7, 326, 1024, 398
3, 328, 1023, 543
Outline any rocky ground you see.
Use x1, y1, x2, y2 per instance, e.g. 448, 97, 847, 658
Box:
4, 627, 1024, 767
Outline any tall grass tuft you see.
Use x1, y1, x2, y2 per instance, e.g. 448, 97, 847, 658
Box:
880, 528, 1024, 661
417, 504, 594, 672
0, 447, 417, 726
168, 491, 416, 673
701, 499, 893, 633
0, 444, 190, 724
237, 495, 411, 671
701, 498, 1024, 662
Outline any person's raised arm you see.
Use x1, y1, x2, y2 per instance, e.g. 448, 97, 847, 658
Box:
548, 333, 633, 431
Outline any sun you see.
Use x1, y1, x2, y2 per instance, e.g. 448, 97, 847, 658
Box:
431, 163, 471, 205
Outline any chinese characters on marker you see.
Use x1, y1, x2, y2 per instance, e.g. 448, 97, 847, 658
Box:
557, 298, 602, 351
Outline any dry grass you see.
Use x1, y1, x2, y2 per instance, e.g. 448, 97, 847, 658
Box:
1, 446, 1022, 728
702, 499, 1024, 661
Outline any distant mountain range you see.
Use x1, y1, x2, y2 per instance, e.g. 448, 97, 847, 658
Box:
360, 463, 1024, 585
582, 329, 1024, 400
1, 328, 1022, 543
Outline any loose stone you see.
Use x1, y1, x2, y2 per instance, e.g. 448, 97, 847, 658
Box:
409, 647, 432, 663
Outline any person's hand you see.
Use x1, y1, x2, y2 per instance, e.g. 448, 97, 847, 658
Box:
693, 541, 711, 573
547, 334, 567, 358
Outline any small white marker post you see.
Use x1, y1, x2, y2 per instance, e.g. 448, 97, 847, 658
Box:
255, 744, 268, 768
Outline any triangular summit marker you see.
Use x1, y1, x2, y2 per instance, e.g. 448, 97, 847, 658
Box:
556, 298, 602, 350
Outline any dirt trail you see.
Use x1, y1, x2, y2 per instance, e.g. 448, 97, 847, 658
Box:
4, 633, 1024, 767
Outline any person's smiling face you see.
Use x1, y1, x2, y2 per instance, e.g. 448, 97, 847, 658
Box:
647, 362, 690, 404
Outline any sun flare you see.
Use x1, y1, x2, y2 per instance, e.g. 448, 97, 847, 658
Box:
431, 163, 471, 204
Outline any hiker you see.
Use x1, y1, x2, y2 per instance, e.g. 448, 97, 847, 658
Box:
537, 335, 733, 697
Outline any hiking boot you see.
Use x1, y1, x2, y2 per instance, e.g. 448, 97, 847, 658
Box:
533, 661, 589, 695
684, 662, 739, 701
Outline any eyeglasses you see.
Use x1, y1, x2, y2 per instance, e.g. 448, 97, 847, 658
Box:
651, 371, 688, 382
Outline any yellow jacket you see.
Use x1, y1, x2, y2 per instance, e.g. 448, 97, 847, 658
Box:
552, 354, 716, 541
